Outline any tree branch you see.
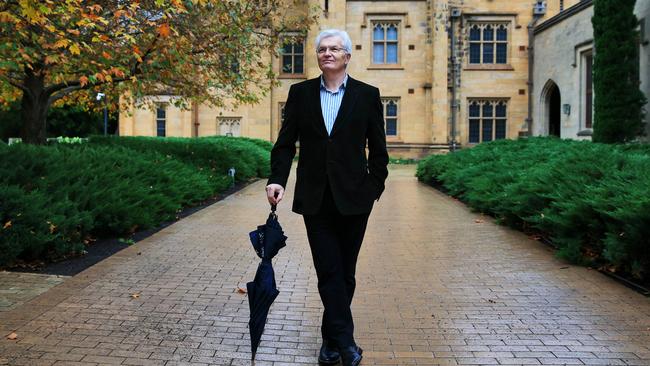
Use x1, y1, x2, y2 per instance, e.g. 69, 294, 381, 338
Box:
0, 75, 30, 97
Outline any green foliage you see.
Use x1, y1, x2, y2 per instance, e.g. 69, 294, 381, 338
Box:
389, 157, 418, 164
592, 0, 647, 142
416, 137, 650, 280
0, 136, 269, 267
90, 135, 271, 182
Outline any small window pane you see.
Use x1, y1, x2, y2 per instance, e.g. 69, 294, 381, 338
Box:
294, 42, 303, 53
469, 43, 481, 64
470, 26, 481, 41
373, 25, 384, 40
386, 44, 398, 63
156, 107, 165, 119
386, 102, 397, 116
495, 103, 506, 117
386, 118, 397, 136
294, 56, 304, 73
157, 121, 165, 137
373, 43, 384, 63
496, 26, 507, 41
482, 103, 493, 118
469, 103, 480, 117
387, 25, 398, 41
483, 25, 494, 41
469, 119, 480, 143
495, 120, 506, 139
482, 120, 493, 142
496, 44, 507, 64
282, 43, 292, 53
483, 44, 494, 64
282, 55, 292, 73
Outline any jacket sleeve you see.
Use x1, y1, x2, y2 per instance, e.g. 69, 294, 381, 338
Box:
267, 84, 299, 189
367, 86, 389, 200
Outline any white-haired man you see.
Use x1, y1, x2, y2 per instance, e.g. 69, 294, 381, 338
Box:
266, 29, 389, 366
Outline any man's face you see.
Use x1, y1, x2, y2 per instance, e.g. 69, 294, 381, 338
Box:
317, 36, 350, 73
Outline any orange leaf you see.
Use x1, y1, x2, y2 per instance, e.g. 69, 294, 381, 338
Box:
157, 23, 170, 37
236, 287, 247, 294
102, 51, 112, 59
6, 332, 17, 340
2, 221, 11, 229
99, 34, 110, 42
79, 76, 88, 86
67, 28, 80, 36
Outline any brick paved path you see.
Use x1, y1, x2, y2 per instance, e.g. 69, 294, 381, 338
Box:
1, 165, 649, 366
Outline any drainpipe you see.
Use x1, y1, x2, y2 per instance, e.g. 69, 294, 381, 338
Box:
449, 8, 460, 152
526, 11, 544, 137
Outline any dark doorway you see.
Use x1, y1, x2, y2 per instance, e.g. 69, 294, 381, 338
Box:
548, 84, 561, 137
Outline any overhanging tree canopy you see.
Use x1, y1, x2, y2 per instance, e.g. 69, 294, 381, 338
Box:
0, 0, 315, 143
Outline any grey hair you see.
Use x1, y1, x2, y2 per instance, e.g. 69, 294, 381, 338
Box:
315, 29, 352, 54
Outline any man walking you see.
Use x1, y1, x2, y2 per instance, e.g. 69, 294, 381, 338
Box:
266, 29, 389, 366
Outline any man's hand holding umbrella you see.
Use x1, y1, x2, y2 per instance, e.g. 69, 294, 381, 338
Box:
265, 184, 284, 206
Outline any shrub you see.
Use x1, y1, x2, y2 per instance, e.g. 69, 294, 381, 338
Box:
90, 135, 270, 181
417, 137, 650, 281
0, 139, 257, 266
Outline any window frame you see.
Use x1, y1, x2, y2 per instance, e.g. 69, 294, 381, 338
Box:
467, 99, 508, 144
366, 16, 404, 70
372, 21, 400, 66
381, 97, 400, 138
156, 104, 166, 137
582, 50, 594, 130
467, 22, 510, 66
279, 35, 306, 78
217, 116, 242, 137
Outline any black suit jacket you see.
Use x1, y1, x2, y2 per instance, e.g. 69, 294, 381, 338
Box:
268, 76, 389, 215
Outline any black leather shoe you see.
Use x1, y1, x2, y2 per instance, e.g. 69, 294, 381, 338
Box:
318, 339, 340, 365
340, 345, 363, 366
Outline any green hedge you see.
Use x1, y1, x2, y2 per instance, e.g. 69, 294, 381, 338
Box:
90, 136, 270, 182
0, 136, 270, 267
416, 137, 650, 281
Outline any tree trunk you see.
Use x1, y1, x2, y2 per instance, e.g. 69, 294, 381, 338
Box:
19, 69, 49, 144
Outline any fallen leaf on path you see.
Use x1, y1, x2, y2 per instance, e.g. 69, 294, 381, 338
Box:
474, 219, 484, 223
130, 293, 140, 299
237, 287, 247, 294
6, 332, 17, 340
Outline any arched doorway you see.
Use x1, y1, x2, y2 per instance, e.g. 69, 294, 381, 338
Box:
541, 80, 561, 137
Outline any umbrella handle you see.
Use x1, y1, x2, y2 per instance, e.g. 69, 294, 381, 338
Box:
271, 191, 278, 212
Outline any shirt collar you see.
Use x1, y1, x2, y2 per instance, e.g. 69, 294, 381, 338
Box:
320, 74, 348, 92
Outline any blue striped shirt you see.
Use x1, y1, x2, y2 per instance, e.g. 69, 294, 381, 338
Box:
320, 74, 348, 135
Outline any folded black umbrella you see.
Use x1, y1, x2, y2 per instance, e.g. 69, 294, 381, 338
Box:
247, 205, 287, 362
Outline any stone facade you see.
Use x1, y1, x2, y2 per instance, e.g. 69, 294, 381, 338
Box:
532, 0, 650, 140
120, 0, 603, 157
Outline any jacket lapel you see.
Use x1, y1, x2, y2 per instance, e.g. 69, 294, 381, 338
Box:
330, 76, 358, 136
309, 78, 328, 137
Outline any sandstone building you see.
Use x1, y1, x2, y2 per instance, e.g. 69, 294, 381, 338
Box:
119, 0, 649, 157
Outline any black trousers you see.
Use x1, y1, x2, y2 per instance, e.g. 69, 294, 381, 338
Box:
303, 182, 370, 349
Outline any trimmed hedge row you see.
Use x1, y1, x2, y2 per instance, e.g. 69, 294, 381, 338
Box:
0, 136, 270, 267
416, 137, 650, 281
90, 135, 270, 182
